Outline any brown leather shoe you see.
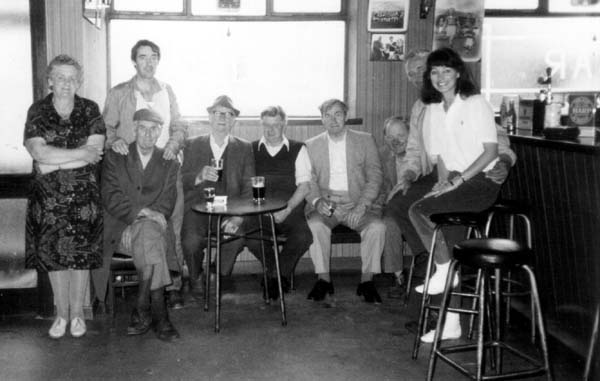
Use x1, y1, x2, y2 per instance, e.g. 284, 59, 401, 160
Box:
151, 288, 180, 342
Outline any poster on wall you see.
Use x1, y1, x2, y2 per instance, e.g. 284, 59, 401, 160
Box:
432, 0, 484, 62
368, 0, 409, 32
370, 34, 405, 61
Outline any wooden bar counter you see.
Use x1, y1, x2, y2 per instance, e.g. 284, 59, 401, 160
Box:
501, 130, 600, 356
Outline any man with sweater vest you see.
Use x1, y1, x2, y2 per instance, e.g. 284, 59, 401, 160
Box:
246, 106, 313, 300
305, 99, 385, 304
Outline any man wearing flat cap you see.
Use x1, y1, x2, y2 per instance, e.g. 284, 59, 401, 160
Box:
181, 95, 255, 296
101, 108, 180, 341
101, 39, 189, 310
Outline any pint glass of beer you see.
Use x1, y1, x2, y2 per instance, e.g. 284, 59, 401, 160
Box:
251, 176, 265, 204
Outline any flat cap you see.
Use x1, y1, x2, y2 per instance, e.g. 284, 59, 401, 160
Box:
133, 108, 164, 125
206, 95, 240, 117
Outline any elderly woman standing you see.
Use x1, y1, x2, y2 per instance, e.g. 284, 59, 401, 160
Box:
24, 55, 105, 339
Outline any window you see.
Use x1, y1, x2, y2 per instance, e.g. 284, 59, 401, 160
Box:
485, 0, 538, 10
0, 0, 33, 174
108, 0, 345, 118
482, 4, 600, 110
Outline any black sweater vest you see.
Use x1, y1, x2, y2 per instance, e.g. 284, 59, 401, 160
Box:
252, 140, 304, 200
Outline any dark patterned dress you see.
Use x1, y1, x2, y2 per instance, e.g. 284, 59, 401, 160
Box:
24, 94, 106, 271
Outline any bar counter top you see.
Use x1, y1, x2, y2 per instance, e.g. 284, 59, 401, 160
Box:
508, 129, 599, 154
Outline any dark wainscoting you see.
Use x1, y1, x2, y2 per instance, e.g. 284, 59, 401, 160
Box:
502, 132, 600, 356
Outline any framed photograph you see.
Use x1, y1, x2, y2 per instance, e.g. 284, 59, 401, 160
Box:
370, 33, 405, 61
432, 0, 485, 62
368, 0, 409, 32
83, 0, 109, 29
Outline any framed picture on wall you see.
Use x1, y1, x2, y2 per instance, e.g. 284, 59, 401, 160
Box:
370, 33, 405, 61
368, 0, 409, 32
432, 0, 485, 62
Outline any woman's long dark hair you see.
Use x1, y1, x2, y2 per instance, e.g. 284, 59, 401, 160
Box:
420, 47, 479, 104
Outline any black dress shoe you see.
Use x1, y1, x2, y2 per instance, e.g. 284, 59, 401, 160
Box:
188, 274, 205, 300
387, 283, 406, 299
357, 281, 382, 304
387, 270, 406, 299
154, 318, 180, 342
263, 276, 291, 301
307, 279, 334, 301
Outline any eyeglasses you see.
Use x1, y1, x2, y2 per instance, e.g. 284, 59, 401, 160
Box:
212, 111, 235, 119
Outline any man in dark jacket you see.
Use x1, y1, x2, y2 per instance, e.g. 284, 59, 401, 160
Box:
102, 108, 180, 342
180, 96, 255, 297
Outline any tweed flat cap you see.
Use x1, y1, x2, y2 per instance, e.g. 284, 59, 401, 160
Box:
133, 108, 164, 125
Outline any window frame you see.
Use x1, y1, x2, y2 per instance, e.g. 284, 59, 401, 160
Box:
485, 0, 600, 17
482, 0, 600, 109
106, 0, 349, 119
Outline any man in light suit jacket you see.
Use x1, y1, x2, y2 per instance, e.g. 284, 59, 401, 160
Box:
101, 108, 180, 342
304, 99, 385, 303
181, 95, 255, 297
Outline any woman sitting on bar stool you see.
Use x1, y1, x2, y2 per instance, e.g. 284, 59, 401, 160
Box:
409, 47, 501, 343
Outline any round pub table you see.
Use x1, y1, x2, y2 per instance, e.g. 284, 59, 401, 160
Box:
193, 197, 287, 332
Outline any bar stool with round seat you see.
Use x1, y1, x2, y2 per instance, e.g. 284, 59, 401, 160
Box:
412, 211, 488, 359
427, 238, 551, 381
484, 198, 535, 342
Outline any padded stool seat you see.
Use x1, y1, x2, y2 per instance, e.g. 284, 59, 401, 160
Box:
487, 199, 530, 215
454, 239, 532, 269
430, 212, 488, 227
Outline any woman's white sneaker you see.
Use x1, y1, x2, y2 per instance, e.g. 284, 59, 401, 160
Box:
49, 317, 67, 339
70, 317, 86, 338
420, 312, 462, 343
415, 272, 459, 295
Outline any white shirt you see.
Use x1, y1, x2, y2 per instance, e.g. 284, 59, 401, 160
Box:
257, 136, 312, 185
423, 95, 498, 172
327, 132, 348, 191
134, 81, 171, 149
137, 146, 153, 170
209, 134, 230, 161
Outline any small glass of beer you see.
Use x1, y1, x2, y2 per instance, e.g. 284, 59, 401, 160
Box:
203, 187, 215, 206
251, 176, 265, 204
211, 158, 224, 182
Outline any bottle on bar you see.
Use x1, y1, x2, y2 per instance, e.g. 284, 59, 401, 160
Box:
533, 89, 546, 135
